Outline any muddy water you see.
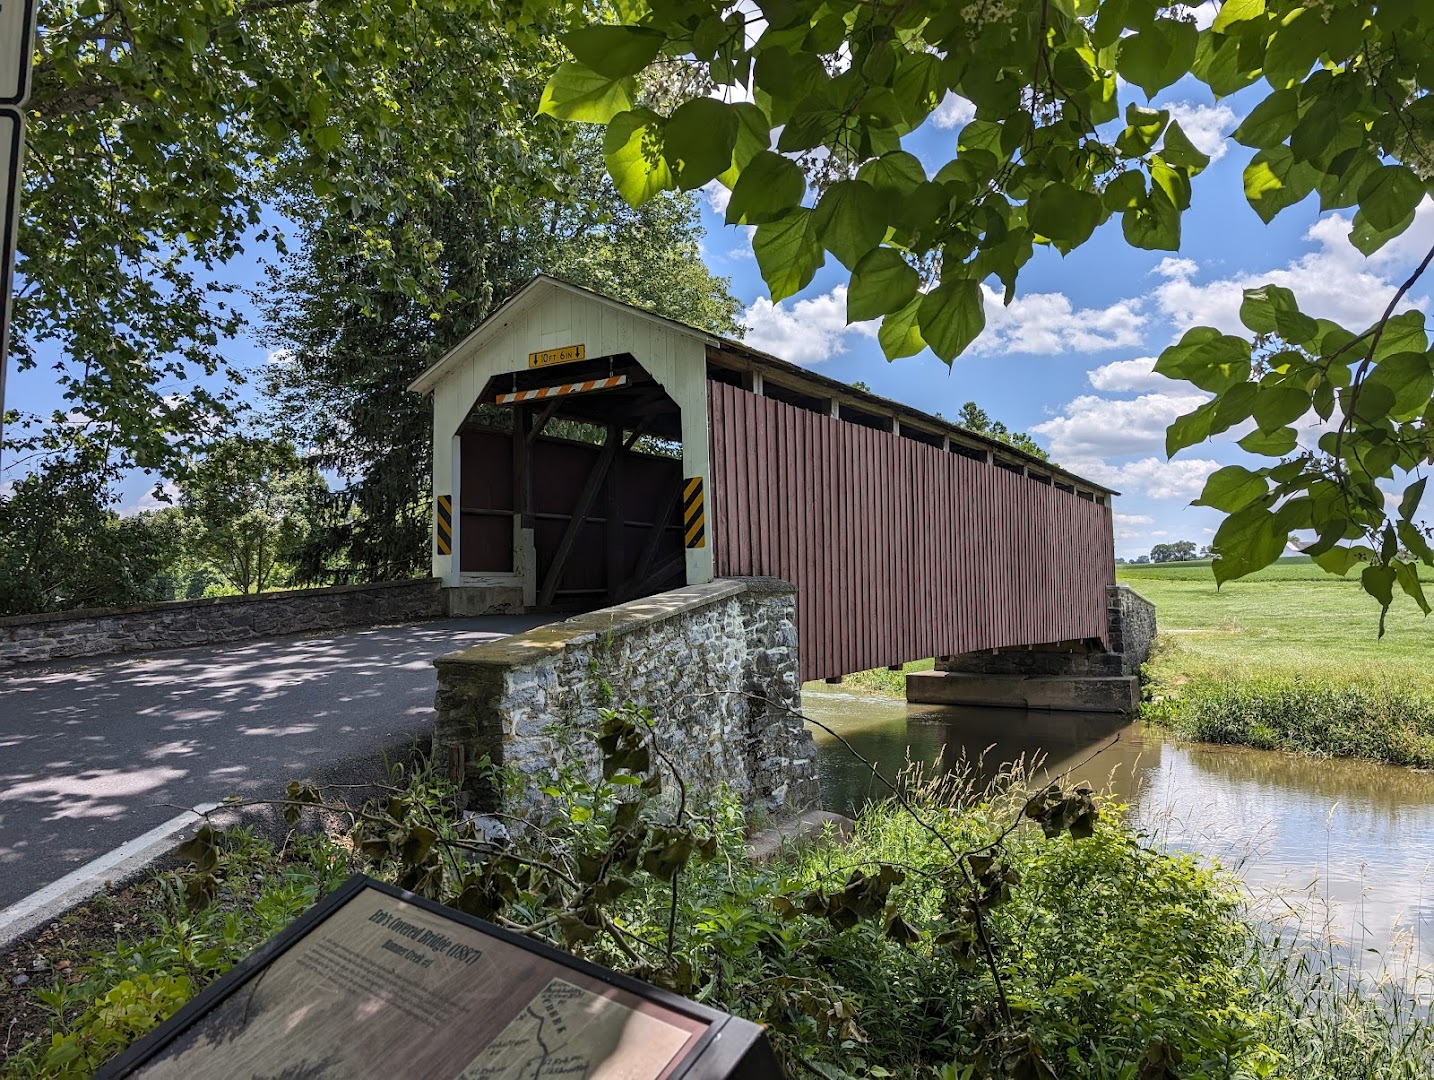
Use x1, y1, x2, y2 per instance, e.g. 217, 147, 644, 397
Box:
804, 688, 1434, 981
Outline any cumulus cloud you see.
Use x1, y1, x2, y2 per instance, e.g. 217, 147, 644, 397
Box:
1086, 357, 1177, 393
702, 181, 732, 216
1072, 456, 1222, 500
1114, 512, 1156, 541
972, 286, 1146, 355
739, 286, 877, 364
1153, 201, 1434, 337
1031, 389, 1210, 460
1163, 101, 1239, 162
931, 93, 976, 130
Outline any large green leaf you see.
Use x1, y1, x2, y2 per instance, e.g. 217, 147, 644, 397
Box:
1166, 398, 1219, 455
1372, 311, 1428, 361
562, 26, 666, 79
1350, 206, 1417, 256
812, 180, 887, 269
848, 248, 920, 323
1154, 326, 1252, 392
1357, 164, 1427, 232
1212, 504, 1288, 584
1364, 351, 1434, 419
878, 296, 926, 360
603, 109, 672, 206
663, 98, 739, 190
753, 209, 825, 302
1027, 182, 1104, 247
1117, 17, 1198, 97
1122, 184, 1181, 250
1238, 284, 1317, 344
539, 63, 636, 124
1232, 89, 1299, 150
856, 152, 927, 200
1161, 121, 1211, 173
1238, 426, 1298, 456
1213, 0, 1266, 33
1243, 146, 1318, 223
1251, 384, 1311, 431
918, 278, 986, 361
1197, 465, 1269, 512
725, 151, 806, 226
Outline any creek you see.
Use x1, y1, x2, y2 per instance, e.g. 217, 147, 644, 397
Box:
804, 687, 1434, 985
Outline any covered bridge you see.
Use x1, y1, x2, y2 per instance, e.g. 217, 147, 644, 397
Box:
408, 275, 1119, 685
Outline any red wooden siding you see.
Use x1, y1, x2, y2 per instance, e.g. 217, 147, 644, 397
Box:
707, 382, 1117, 683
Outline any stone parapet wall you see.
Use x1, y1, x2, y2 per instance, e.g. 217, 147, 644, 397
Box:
1106, 585, 1157, 675
0, 578, 445, 668
432, 578, 821, 820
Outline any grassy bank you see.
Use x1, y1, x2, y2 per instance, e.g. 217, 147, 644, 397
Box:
5, 749, 1434, 1078
1122, 557, 1434, 765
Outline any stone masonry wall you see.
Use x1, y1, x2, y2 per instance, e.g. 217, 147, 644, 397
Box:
934, 584, 1157, 678
1106, 585, 1157, 675
432, 578, 821, 821
0, 578, 445, 668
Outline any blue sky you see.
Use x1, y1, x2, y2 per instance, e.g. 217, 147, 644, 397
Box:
7, 64, 1433, 560
696, 75, 1434, 559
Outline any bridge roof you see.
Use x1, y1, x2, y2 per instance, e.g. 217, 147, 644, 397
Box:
409, 274, 1117, 496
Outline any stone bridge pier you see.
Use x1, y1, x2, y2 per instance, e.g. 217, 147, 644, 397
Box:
906, 586, 1157, 713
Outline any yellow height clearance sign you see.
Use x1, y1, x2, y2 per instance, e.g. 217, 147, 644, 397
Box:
528, 343, 585, 369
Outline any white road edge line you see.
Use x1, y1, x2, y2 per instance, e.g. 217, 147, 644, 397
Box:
0, 802, 221, 951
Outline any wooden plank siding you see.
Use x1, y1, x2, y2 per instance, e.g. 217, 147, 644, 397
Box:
707, 381, 1117, 684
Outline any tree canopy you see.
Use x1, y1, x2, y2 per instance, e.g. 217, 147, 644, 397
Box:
11, 0, 586, 473
542, 0, 1434, 625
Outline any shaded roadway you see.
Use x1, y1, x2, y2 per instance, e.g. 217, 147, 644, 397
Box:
0, 616, 547, 910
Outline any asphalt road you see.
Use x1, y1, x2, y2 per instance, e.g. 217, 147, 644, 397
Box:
0, 616, 547, 910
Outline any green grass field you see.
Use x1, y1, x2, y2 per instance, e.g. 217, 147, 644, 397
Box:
1121, 556, 1434, 765
1117, 556, 1434, 687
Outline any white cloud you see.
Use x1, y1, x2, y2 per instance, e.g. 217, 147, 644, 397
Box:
931, 93, 976, 130
702, 181, 732, 216
1153, 201, 1434, 337
973, 285, 1146, 355
1086, 357, 1177, 393
265, 348, 294, 366
1163, 101, 1240, 162
1072, 456, 1222, 500
725, 224, 756, 261
1032, 390, 1210, 460
1114, 512, 1156, 541
124, 481, 180, 516
739, 286, 877, 364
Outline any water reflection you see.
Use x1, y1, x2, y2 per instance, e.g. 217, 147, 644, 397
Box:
805, 689, 1434, 982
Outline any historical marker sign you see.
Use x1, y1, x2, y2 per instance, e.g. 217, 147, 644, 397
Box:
101, 875, 780, 1079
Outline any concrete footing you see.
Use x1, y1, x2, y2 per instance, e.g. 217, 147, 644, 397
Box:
906, 670, 1139, 713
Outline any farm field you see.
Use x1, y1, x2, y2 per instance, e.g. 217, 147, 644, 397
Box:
1118, 556, 1434, 690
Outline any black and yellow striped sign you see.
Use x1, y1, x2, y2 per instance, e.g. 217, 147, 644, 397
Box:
682, 477, 705, 549
436, 494, 453, 556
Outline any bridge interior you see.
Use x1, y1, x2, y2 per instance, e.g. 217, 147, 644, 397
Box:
459, 352, 687, 612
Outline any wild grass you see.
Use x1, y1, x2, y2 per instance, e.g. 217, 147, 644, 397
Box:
9, 753, 1434, 1078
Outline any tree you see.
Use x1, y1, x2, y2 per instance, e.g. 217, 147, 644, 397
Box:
1150, 540, 1198, 563
0, 446, 180, 614
541, 0, 1434, 625
178, 437, 324, 595
955, 402, 1051, 463
11, 0, 588, 473
260, 129, 741, 583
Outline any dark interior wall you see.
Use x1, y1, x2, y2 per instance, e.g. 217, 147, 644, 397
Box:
458, 426, 684, 607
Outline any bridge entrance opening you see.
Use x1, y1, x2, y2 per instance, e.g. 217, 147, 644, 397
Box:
456, 353, 686, 613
